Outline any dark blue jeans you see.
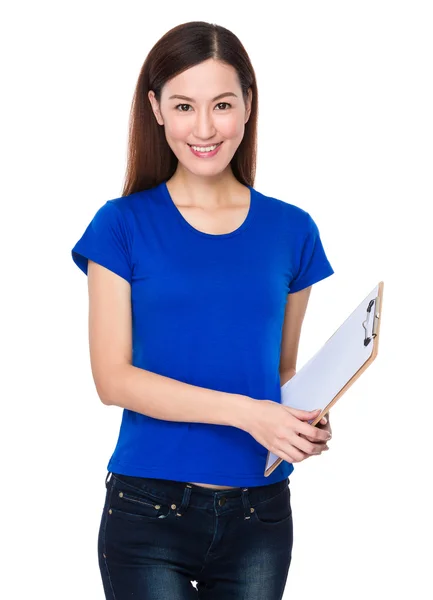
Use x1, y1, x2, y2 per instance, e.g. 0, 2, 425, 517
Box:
98, 471, 293, 599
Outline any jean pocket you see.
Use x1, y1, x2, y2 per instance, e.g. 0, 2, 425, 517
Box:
109, 477, 172, 521
251, 486, 292, 526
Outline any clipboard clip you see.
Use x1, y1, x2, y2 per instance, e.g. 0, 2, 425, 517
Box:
363, 297, 381, 346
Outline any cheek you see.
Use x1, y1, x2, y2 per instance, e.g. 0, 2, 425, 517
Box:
165, 120, 191, 140
219, 115, 245, 139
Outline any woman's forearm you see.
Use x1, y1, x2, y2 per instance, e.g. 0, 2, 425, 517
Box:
100, 363, 256, 431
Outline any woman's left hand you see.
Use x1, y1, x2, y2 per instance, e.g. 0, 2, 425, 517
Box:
316, 414, 332, 437
299, 413, 332, 451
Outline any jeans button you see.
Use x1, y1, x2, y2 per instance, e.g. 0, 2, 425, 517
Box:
218, 497, 226, 506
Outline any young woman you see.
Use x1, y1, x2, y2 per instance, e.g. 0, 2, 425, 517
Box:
72, 20, 334, 600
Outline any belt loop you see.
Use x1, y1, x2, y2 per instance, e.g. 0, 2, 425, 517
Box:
175, 483, 193, 517
105, 471, 112, 488
241, 487, 252, 520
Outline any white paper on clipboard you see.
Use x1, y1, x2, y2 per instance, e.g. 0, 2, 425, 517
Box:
265, 282, 381, 473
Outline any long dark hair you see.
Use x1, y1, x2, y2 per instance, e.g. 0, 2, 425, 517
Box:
121, 21, 258, 197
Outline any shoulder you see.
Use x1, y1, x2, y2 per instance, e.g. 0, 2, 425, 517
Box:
101, 186, 159, 228
254, 187, 312, 230
106, 188, 149, 215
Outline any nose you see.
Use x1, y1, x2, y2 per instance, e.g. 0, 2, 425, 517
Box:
192, 108, 217, 140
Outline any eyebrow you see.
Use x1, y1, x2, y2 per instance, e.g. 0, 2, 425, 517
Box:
168, 92, 238, 102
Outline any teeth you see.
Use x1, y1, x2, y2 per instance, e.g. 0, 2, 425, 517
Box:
191, 143, 220, 152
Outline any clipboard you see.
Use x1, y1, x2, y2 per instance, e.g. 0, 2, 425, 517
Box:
264, 281, 384, 477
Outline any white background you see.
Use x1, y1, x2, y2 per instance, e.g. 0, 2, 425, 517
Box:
2, 1, 432, 598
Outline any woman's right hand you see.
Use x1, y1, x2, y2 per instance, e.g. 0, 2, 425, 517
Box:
243, 400, 332, 463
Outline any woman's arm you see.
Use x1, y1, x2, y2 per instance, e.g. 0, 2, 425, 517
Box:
279, 287, 331, 431
279, 286, 312, 378
87, 260, 255, 430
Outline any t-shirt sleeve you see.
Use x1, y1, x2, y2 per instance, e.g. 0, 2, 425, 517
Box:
71, 200, 133, 284
288, 213, 334, 294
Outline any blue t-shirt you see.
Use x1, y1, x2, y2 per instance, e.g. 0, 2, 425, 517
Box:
71, 180, 334, 487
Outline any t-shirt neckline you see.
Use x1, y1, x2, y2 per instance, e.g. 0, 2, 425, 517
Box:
161, 180, 256, 239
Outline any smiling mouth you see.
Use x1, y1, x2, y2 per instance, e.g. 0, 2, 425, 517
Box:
187, 142, 223, 148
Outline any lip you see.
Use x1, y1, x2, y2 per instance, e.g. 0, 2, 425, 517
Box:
188, 141, 223, 158
187, 142, 222, 148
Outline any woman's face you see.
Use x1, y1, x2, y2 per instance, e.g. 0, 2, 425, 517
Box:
148, 58, 252, 177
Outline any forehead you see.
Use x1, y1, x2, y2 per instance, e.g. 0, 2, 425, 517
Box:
161, 59, 240, 100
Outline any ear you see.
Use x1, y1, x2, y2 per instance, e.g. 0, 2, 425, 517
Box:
245, 87, 253, 124
148, 90, 164, 126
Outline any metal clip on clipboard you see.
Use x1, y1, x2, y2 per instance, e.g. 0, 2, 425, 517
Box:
363, 296, 381, 347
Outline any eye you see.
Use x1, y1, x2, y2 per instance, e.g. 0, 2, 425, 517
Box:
175, 103, 192, 112
174, 102, 232, 112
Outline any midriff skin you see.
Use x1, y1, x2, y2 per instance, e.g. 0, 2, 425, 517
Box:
188, 482, 239, 489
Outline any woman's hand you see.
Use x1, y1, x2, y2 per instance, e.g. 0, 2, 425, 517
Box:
243, 402, 332, 464
299, 413, 332, 452
316, 413, 332, 436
